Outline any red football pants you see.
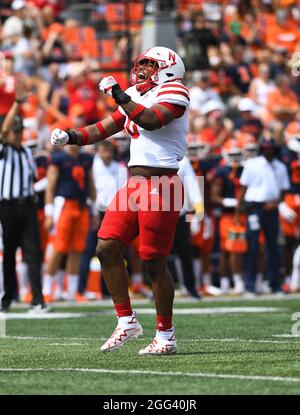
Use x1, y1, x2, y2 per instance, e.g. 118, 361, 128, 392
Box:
98, 174, 183, 260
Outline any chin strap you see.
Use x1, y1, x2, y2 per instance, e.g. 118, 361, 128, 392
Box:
136, 81, 157, 95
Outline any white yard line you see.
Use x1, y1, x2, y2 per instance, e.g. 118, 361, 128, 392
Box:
181, 337, 300, 344
1, 335, 299, 344
0, 307, 285, 319
48, 343, 87, 346
135, 307, 285, 315
273, 334, 300, 338
0, 312, 88, 320
0, 367, 299, 383
0, 335, 96, 341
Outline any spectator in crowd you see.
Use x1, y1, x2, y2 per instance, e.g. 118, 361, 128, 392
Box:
224, 43, 254, 95
248, 63, 275, 120
266, 74, 300, 124
0, 54, 15, 127
189, 70, 222, 129
179, 11, 219, 70
1, 0, 26, 47
198, 101, 231, 155
41, 22, 70, 65
12, 24, 41, 75
265, 7, 300, 55
234, 97, 263, 138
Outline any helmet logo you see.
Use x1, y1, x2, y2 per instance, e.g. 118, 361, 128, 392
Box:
168, 52, 176, 66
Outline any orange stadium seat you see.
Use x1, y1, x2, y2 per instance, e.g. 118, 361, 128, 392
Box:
106, 3, 126, 32
128, 2, 143, 30
63, 27, 98, 59
97, 38, 117, 67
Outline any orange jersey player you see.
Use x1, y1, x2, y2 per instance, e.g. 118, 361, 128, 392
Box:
280, 122, 300, 291
187, 133, 221, 295
43, 145, 96, 303
210, 139, 246, 295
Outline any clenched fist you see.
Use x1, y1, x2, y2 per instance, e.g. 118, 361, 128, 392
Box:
99, 76, 118, 96
50, 128, 69, 146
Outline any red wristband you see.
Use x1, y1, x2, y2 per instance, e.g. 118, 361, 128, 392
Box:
111, 109, 126, 129
127, 104, 145, 121
78, 128, 89, 146
95, 122, 109, 139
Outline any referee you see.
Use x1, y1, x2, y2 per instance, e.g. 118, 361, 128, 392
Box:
0, 81, 49, 313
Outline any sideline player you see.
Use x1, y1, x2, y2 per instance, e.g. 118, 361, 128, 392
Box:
50, 47, 190, 355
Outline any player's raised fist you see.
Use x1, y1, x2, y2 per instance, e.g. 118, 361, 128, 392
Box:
50, 128, 69, 146
99, 76, 118, 96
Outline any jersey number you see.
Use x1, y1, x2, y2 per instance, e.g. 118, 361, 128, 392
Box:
125, 119, 140, 139
291, 161, 300, 184
72, 166, 85, 189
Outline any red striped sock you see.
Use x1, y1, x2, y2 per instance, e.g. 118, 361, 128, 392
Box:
156, 315, 172, 331
115, 299, 133, 317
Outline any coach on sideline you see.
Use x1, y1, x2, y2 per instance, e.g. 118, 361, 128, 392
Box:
0, 81, 48, 313
235, 136, 290, 295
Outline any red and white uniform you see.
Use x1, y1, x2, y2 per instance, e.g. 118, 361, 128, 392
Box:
98, 81, 189, 260
120, 81, 190, 169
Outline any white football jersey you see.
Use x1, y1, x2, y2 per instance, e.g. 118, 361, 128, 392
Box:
119, 81, 189, 169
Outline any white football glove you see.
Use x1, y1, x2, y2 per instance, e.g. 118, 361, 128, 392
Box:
99, 76, 118, 96
279, 201, 297, 223
50, 128, 69, 146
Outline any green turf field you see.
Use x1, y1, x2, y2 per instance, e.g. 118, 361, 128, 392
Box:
1, 297, 300, 395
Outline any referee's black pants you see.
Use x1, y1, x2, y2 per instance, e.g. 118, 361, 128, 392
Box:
0, 197, 43, 308
171, 214, 196, 292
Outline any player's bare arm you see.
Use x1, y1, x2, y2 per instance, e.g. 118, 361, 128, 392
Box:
50, 112, 124, 147
210, 177, 224, 206
99, 75, 185, 131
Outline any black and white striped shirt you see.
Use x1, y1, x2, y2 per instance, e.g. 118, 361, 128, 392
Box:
0, 142, 36, 200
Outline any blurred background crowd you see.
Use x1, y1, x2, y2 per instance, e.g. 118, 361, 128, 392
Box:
1, 0, 300, 306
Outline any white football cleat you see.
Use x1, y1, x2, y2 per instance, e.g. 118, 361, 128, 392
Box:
139, 328, 177, 356
100, 313, 143, 352
232, 280, 245, 295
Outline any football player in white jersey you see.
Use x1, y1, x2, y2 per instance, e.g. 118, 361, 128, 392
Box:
50, 46, 190, 355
